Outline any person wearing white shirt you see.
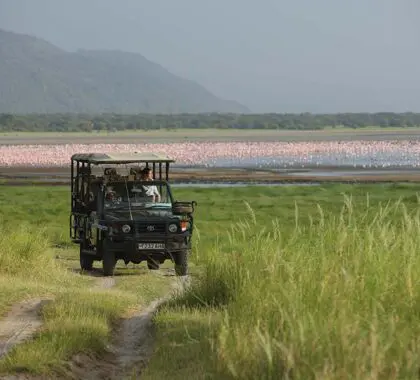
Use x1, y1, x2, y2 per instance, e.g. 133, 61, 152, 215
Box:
140, 167, 161, 202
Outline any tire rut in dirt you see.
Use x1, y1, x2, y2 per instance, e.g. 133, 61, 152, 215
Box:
112, 298, 164, 377
0, 298, 53, 360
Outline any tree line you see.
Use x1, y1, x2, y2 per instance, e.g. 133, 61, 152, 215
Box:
1, 112, 420, 132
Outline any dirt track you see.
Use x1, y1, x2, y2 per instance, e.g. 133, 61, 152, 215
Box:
0, 268, 188, 380
63, 272, 188, 380
0, 299, 53, 361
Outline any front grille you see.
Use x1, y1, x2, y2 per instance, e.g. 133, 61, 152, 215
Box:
135, 222, 166, 233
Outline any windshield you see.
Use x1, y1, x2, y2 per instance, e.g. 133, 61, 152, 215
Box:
103, 180, 173, 211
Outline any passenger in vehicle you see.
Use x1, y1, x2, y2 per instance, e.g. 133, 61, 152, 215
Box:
87, 182, 99, 211
140, 167, 161, 202
105, 185, 118, 201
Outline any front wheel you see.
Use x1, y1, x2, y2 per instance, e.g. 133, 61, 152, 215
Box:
174, 250, 189, 276
80, 245, 94, 271
102, 242, 116, 276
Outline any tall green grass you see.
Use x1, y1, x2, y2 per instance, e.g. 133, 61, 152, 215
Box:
0, 222, 76, 310
0, 223, 62, 278
177, 195, 420, 379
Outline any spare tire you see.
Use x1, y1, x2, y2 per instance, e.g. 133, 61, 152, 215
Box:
172, 201, 194, 215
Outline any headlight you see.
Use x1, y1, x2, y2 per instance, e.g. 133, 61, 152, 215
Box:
168, 223, 178, 233
122, 224, 131, 233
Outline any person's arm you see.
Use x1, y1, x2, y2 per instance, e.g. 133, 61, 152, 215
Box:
152, 185, 161, 202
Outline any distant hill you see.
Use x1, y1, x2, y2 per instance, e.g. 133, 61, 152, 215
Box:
0, 29, 249, 114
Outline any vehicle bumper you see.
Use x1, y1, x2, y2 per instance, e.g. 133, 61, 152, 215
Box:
105, 233, 190, 260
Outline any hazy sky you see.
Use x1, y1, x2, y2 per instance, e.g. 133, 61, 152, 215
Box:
0, 0, 419, 112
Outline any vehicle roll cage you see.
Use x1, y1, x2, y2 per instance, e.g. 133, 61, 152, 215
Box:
70, 152, 174, 214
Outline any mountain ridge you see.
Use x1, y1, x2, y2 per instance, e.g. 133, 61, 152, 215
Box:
0, 29, 249, 114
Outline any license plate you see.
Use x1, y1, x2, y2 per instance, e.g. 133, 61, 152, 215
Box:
138, 242, 165, 250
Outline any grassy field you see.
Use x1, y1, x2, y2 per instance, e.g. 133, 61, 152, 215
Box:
0, 186, 173, 376
141, 183, 420, 380
1, 183, 420, 378
2, 126, 420, 144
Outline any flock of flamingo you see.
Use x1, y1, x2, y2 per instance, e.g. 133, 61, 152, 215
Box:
0, 141, 419, 168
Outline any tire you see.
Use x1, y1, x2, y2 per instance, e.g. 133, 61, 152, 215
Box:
174, 250, 189, 276
172, 202, 194, 215
147, 259, 160, 270
173, 206, 193, 214
80, 245, 94, 271
102, 241, 116, 276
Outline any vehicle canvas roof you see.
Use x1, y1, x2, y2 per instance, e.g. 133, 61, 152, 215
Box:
71, 152, 175, 164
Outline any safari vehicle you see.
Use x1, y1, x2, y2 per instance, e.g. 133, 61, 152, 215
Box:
69, 152, 196, 276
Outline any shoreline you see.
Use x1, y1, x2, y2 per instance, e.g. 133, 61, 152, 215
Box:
1, 166, 420, 186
